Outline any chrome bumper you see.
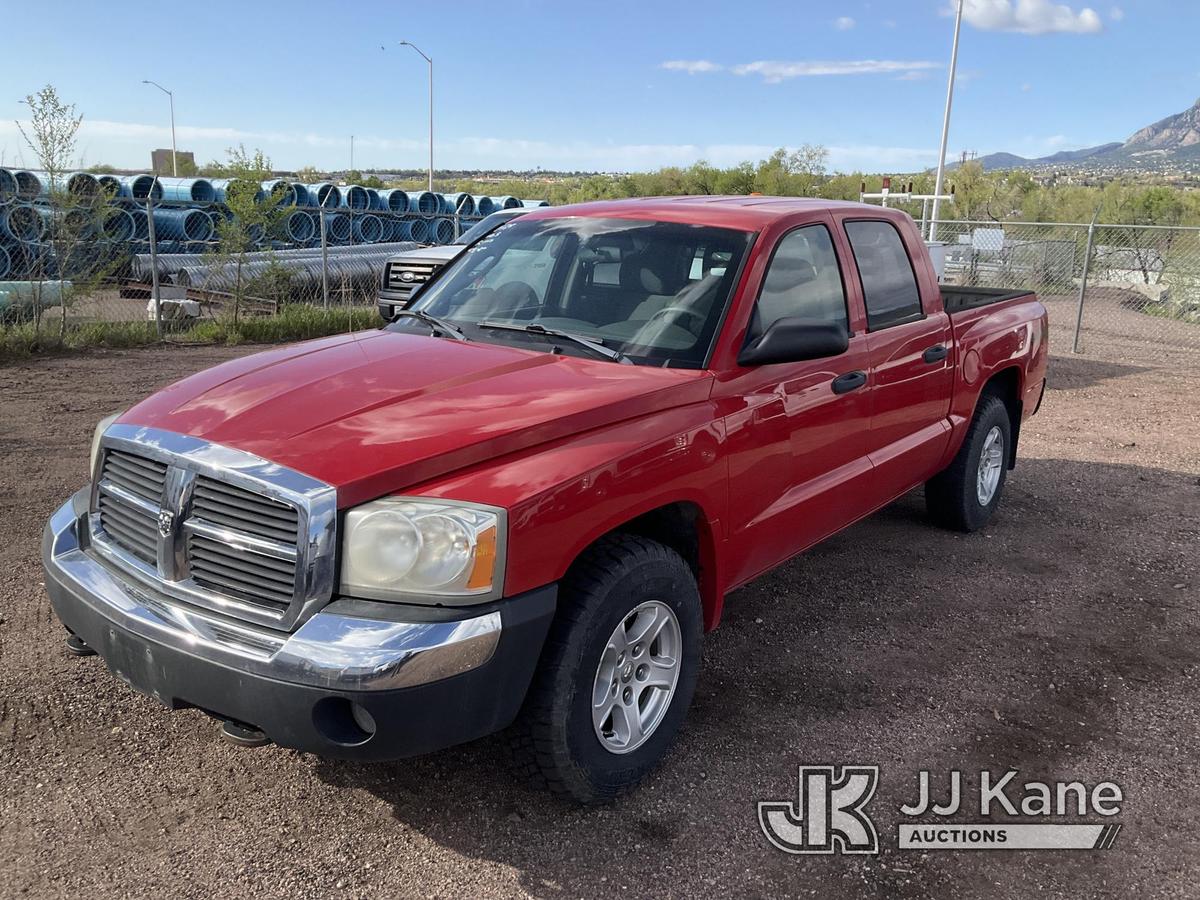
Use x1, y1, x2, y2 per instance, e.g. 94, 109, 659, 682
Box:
43, 489, 502, 693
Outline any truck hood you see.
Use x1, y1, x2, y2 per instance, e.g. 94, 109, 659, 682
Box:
121, 330, 711, 507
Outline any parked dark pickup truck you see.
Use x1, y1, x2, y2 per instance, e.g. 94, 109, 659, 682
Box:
44, 197, 1047, 802
377, 208, 531, 319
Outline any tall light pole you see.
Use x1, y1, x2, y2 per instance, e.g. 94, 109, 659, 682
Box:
929, 0, 964, 242
142, 79, 177, 177
398, 41, 433, 192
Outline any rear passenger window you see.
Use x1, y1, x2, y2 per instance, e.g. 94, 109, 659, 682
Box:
751, 224, 847, 338
845, 220, 923, 330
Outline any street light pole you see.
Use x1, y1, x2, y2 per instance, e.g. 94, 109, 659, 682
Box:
929, 0, 963, 243
398, 41, 434, 192
142, 79, 177, 177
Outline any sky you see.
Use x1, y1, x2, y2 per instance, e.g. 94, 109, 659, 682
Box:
1, 0, 1197, 175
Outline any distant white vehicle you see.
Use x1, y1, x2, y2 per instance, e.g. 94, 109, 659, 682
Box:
378, 208, 533, 320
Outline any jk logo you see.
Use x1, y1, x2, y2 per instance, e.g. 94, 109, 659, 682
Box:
758, 766, 880, 854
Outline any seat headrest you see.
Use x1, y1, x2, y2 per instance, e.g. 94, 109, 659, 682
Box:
620, 251, 673, 294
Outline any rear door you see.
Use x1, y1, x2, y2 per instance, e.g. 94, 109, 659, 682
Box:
838, 217, 954, 499
717, 218, 876, 587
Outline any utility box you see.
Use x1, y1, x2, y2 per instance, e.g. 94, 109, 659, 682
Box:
925, 241, 947, 281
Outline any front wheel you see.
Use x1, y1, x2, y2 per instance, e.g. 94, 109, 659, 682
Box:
509, 534, 703, 803
926, 394, 1012, 532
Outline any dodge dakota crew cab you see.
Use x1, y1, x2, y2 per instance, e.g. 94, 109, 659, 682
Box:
44, 197, 1048, 802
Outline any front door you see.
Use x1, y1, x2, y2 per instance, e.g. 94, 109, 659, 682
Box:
717, 220, 876, 589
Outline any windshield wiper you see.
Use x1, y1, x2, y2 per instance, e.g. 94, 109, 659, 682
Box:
476, 321, 633, 365
393, 309, 470, 341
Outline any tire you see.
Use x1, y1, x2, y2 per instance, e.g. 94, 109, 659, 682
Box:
925, 394, 1012, 532
509, 533, 703, 803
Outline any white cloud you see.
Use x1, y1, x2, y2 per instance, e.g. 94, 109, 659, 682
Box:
896, 70, 932, 81
834, 16, 856, 29
1109, 5, 1123, 20
660, 60, 723, 75
956, 0, 1104, 34
731, 59, 940, 83
1021, 81, 1033, 91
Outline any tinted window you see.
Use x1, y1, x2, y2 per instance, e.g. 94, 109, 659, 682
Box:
845, 220, 923, 329
453, 210, 525, 245
751, 224, 847, 339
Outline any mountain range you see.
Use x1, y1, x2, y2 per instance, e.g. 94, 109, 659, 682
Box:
961, 97, 1200, 172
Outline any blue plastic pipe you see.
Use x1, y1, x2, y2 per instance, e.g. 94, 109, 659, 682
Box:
210, 178, 265, 205
367, 188, 383, 211
307, 182, 342, 209
322, 212, 352, 242
290, 183, 311, 207
353, 214, 385, 243
340, 185, 370, 210
521, 199, 551, 207
0, 168, 15, 206
102, 208, 136, 241
118, 174, 163, 202
473, 195, 497, 216
2, 205, 44, 241
261, 179, 298, 206
433, 218, 456, 244
14, 172, 41, 202
152, 208, 214, 241
380, 189, 409, 213
409, 218, 431, 243
158, 178, 216, 203
283, 210, 316, 243
386, 219, 413, 242
408, 191, 439, 214
492, 196, 523, 210
128, 208, 149, 240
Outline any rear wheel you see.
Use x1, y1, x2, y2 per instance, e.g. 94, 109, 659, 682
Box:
926, 394, 1012, 532
509, 534, 703, 803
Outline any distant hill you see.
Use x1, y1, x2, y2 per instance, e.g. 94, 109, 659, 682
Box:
955, 98, 1200, 172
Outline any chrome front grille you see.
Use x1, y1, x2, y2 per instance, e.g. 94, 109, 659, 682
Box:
95, 450, 168, 565
89, 425, 337, 631
192, 476, 299, 543
386, 260, 444, 300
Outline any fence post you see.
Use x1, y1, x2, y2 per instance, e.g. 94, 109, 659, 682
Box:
319, 197, 329, 309
1072, 206, 1101, 354
146, 187, 162, 339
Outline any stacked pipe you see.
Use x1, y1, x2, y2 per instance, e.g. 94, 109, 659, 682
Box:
0, 164, 547, 289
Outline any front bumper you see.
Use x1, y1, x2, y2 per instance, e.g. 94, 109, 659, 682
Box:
43, 489, 555, 760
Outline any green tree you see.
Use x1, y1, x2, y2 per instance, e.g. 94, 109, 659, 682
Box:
16, 85, 113, 338
207, 145, 289, 325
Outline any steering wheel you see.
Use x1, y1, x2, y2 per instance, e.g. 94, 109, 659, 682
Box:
647, 306, 707, 334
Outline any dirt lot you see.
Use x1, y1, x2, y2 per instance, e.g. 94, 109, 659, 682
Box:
1, 344, 1197, 899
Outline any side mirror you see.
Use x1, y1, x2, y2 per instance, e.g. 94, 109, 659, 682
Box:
738, 317, 849, 367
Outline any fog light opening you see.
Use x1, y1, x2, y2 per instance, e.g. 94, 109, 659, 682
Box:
312, 697, 377, 747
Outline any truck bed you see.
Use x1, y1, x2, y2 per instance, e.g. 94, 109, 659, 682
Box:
940, 285, 1035, 314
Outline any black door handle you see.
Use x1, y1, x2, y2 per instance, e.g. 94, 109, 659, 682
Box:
831, 371, 867, 394
923, 344, 949, 363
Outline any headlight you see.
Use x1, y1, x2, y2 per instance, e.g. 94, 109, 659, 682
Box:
340, 498, 505, 603
89, 411, 124, 478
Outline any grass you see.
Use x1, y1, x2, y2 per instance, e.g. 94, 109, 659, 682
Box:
0, 305, 381, 363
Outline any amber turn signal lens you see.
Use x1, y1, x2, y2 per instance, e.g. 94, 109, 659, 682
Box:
466, 525, 498, 590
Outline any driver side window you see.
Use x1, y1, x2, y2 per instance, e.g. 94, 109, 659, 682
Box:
752, 224, 848, 337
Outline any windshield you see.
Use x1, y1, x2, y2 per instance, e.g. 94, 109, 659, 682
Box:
453, 210, 523, 246
390, 216, 753, 368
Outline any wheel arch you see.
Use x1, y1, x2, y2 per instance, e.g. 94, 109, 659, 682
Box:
563, 500, 724, 632
979, 366, 1024, 468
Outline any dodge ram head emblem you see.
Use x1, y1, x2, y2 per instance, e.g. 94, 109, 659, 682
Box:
157, 509, 175, 538
399, 271, 416, 282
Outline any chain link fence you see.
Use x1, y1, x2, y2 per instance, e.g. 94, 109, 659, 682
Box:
932, 219, 1200, 367
0, 172, 541, 343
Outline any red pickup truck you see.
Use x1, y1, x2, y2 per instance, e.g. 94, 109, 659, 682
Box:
44, 197, 1047, 802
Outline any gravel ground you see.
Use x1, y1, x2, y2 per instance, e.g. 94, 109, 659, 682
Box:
1, 342, 1197, 899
